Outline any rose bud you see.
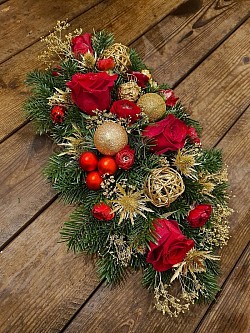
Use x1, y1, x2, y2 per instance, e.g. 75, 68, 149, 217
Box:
71, 33, 93, 58
187, 127, 201, 145
159, 89, 179, 107
92, 202, 114, 221
128, 71, 149, 88
115, 145, 135, 170
146, 219, 194, 272
51, 65, 62, 76
110, 100, 141, 124
97, 57, 115, 71
187, 204, 213, 228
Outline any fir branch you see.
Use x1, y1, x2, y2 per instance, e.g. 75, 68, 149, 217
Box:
129, 48, 148, 71
92, 30, 115, 56
197, 149, 223, 174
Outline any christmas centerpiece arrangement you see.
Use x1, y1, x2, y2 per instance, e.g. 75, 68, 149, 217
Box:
25, 21, 232, 316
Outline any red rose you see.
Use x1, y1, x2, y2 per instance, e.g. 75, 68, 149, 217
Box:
147, 219, 194, 272
92, 202, 114, 221
115, 145, 135, 170
159, 89, 179, 107
187, 127, 201, 145
67, 72, 118, 115
110, 100, 141, 124
97, 57, 115, 71
143, 114, 188, 154
71, 33, 93, 58
128, 71, 149, 88
187, 204, 212, 228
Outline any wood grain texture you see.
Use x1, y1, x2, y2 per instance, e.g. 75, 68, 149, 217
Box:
1, 17, 249, 250
0, 201, 100, 333
132, 0, 250, 87
175, 18, 250, 147
0, 0, 103, 64
0, 0, 186, 142
62, 108, 250, 333
0, 123, 56, 249
196, 244, 250, 333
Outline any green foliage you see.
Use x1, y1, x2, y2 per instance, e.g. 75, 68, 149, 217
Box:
92, 30, 115, 56
129, 48, 148, 71
44, 153, 87, 204
197, 149, 223, 173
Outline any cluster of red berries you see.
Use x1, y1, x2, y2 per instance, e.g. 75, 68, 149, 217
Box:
79, 152, 118, 190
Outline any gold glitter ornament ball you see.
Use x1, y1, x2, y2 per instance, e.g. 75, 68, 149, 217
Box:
94, 122, 128, 156
137, 93, 166, 122
118, 81, 141, 102
145, 167, 185, 207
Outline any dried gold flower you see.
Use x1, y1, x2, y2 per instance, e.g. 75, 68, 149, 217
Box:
173, 149, 198, 178
111, 184, 153, 225
58, 124, 92, 157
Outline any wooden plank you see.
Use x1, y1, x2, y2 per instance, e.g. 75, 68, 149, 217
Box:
0, 123, 56, 248
1, 17, 249, 249
175, 18, 250, 148
0, 0, 186, 143
0, 0, 103, 64
132, 0, 250, 87
2, 0, 249, 142
195, 244, 250, 333
61, 109, 250, 333
0, 201, 100, 333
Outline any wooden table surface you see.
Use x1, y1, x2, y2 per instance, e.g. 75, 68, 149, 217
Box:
0, 0, 249, 332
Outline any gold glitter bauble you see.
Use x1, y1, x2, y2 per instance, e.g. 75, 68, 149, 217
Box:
94, 122, 128, 156
102, 43, 131, 72
137, 93, 166, 122
118, 81, 141, 102
145, 167, 185, 207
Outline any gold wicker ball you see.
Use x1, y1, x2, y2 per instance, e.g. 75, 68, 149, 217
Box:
118, 81, 141, 102
144, 167, 185, 207
137, 93, 166, 122
94, 121, 128, 156
102, 43, 131, 72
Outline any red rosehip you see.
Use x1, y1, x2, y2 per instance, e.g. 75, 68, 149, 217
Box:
98, 157, 118, 175
85, 171, 103, 190
50, 106, 65, 123
92, 202, 114, 221
79, 152, 98, 171
97, 57, 115, 71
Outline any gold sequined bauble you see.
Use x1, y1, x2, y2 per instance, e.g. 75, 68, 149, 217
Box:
102, 43, 131, 72
118, 81, 141, 102
145, 167, 185, 207
137, 93, 166, 122
94, 122, 128, 156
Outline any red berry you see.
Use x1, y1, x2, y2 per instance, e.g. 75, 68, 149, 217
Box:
79, 152, 98, 171
98, 156, 118, 175
50, 105, 65, 123
85, 171, 103, 190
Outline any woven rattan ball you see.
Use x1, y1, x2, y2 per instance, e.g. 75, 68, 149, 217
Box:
102, 43, 131, 72
118, 81, 141, 102
145, 167, 185, 207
